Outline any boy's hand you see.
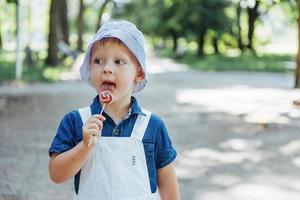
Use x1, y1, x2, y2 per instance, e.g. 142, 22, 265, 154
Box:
82, 114, 106, 147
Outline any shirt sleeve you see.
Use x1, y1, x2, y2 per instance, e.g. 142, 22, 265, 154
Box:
154, 116, 177, 169
48, 111, 78, 156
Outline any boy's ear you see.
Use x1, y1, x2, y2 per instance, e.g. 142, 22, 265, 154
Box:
135, 67, 145, 82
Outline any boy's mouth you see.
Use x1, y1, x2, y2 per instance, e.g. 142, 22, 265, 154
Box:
100, 81, 116, 92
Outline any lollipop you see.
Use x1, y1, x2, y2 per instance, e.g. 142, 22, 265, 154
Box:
88, 90, 114, 147
100, 90, 114, 104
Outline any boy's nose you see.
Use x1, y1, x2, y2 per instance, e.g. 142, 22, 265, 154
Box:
103, 62, 113, 74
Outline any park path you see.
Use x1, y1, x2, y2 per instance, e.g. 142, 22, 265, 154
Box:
0, 51, 300, 200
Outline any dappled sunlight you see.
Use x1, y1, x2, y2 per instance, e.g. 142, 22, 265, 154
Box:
279, 140, 300, 155
176, 87, 300, 125
175, 147, 264, 180
220, 138, 263, 151
147, 56, 188, 74
209, 174, 242, 187
195, 172, 300, 200
174, 86, 300, 199
197, 183, 300, 200
292, 157, 300, 168
290, 181, 300, 191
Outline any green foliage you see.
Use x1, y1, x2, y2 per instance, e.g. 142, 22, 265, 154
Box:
279, 0, 299, 21
187, 0, 231, 33
6, 0, 17, 4
0, 1, 17, 38
0, 50, 17, 81
116, 0, 232, 36
157, 47, 293, 72
0, 50, 71, 83
1, 0, 297, 80
113, 0, 232, 54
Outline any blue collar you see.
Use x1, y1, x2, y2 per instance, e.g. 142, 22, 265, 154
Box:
90, 95, 146, 116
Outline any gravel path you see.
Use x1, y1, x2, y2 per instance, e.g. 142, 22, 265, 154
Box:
0, 54, 300, 200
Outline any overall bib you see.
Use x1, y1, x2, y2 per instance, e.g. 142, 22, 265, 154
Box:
74, 106, 160, 200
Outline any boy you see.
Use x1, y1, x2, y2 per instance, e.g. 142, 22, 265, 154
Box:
48, 20, 179, 200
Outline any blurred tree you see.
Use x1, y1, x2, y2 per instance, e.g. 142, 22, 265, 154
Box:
244, 0, 279, 52
113, 0, 163, 44
46, 0, 60, 65
46, 0, 70, 66
279, 0, 300, 87
116, 0, 230, 56
118, 0, 200, 54
236, 0, 244, 51
95, 0, 116, 32
59, 0, 69, 45
287, 0, 300, 88
25, 1, 34, 68
0, 21, 2, 49
186, 0, 231, 56
6, 0, 17, 36
246, 0, 260, 50
77, 0, 85, 51
296, 1, 300, 88
155, 0, 187, 53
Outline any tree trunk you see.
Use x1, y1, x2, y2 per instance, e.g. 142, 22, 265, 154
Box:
212, 35, 219, 54
46, 0, 60, 66
295, 7, 300, 88
0, 21, 2, 49
171, 30, 178, 53
59, 0, 69, 45
15, 0, 18, 36
237, 0, 244, 51
25, 46, 34, 68
197, 31, 206, 57
95, 0, 111, 32
247, 0, 260, 51
77, 0, 84, 52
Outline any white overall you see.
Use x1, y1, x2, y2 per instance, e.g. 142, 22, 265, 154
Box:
74, 107, 160, 200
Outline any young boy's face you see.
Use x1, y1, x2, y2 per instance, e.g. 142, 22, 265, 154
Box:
90, 38, 144, 103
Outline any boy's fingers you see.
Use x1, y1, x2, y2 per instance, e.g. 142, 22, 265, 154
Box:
85, 123, 100, 131
84, 127, 99, 135
88, 118, 103, 129
92, 114, 106, 121
87, 129, 99, 137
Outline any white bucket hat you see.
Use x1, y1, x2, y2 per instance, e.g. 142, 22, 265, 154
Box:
80, 20, 147, 93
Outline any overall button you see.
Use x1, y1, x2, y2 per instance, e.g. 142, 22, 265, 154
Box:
113, 128, 119, 135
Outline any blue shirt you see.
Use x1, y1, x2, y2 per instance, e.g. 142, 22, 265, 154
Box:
49, 96, 177, 194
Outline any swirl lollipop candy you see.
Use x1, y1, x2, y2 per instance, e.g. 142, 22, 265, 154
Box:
100, 90, 114, 104
88, 90, 114, 147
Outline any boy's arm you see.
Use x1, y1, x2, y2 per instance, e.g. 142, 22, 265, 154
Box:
49, 141, 92, 183
49, 114, 105, 183
157, 163, 180, 200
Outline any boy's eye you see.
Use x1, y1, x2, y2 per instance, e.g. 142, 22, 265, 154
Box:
115, 59, 125, 65
93, 58, 102, 64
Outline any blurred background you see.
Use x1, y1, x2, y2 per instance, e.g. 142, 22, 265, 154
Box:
0, 0, 300, 199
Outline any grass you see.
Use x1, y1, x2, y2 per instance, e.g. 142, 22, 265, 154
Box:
0, 50, 72, 84
156, 48, 295, 73
0, 47, 295, 85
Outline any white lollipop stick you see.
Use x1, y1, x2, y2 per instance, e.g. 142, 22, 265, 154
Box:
87, 91, 114, 147
88, 103, 106, 147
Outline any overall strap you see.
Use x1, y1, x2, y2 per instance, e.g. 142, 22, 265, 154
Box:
78, 106, 92, 124
131, 108, 152, 141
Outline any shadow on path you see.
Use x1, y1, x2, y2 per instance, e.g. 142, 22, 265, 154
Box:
0, 52, 300, 200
